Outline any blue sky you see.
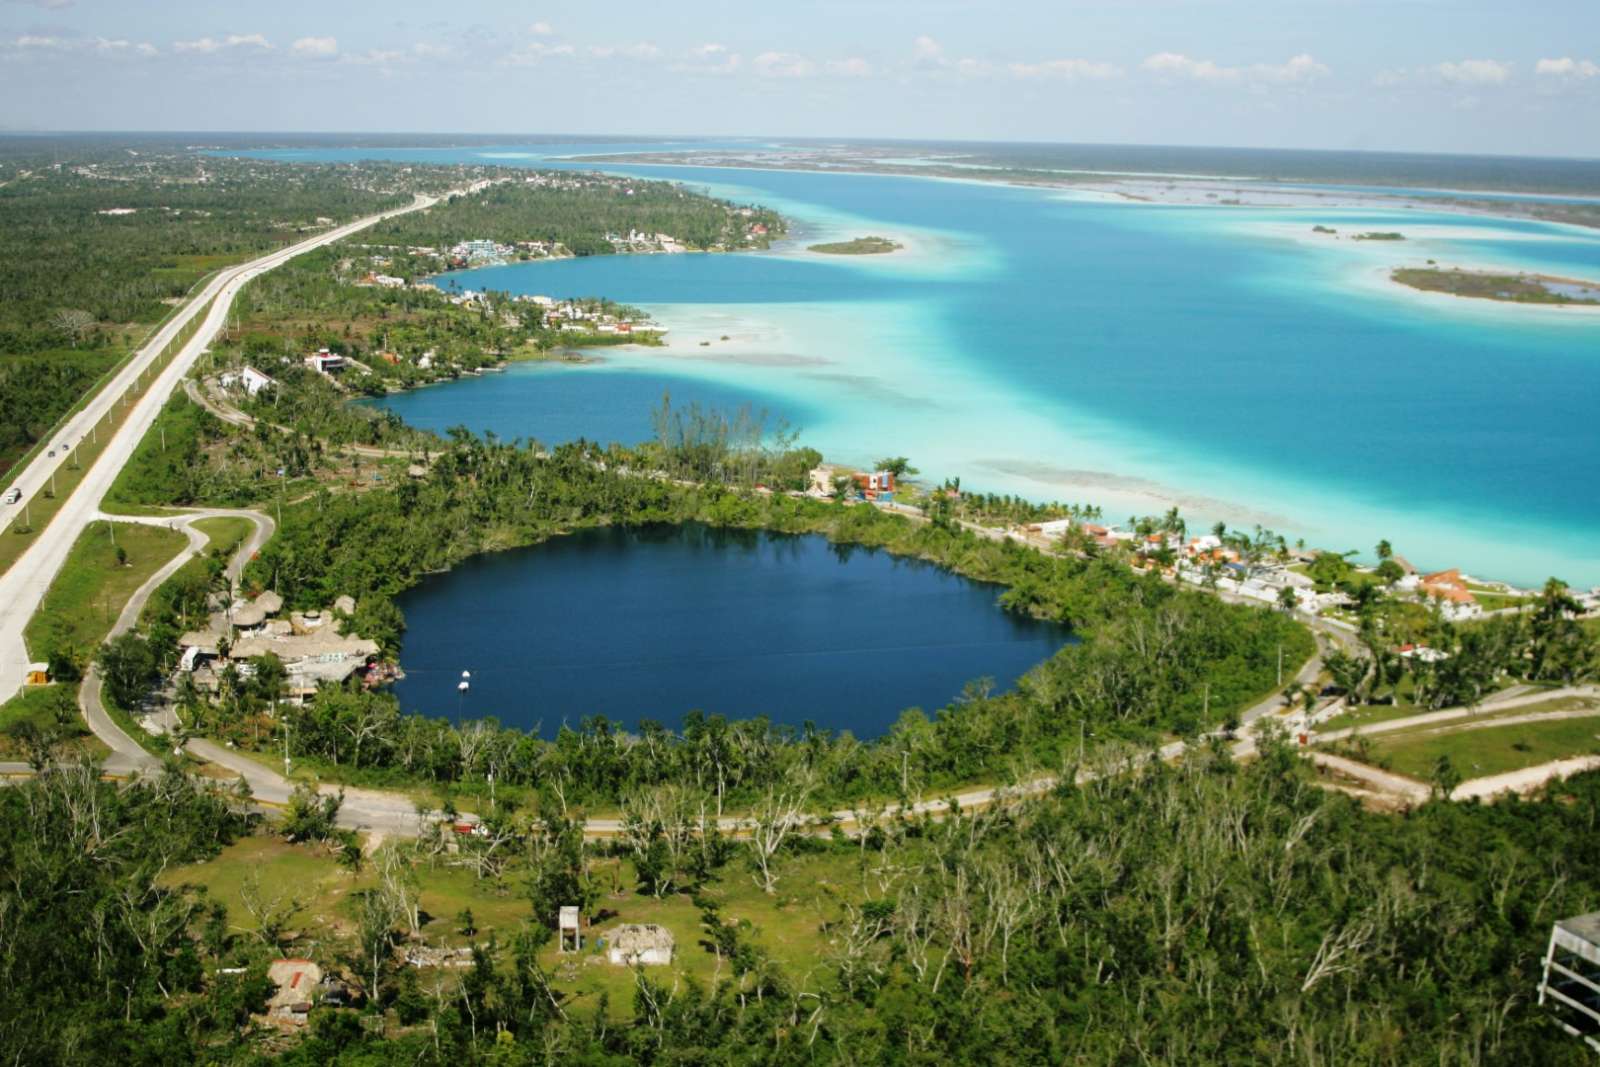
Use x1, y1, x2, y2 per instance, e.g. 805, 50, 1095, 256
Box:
2, 0, 1598, 157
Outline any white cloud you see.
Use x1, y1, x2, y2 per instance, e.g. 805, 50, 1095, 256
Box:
826, 56, 872, 78
1008, 58, 1121, 81
1143, 52, 1235, 82
412, 41, 450, 59
673, 43, 741, 75
1433, 58, 1511, 85
291, 36, 338, 58
91, 37, 156, 57
344, 48, 404, 66
1254, 53, 1327, 83
174, 33, 271, 54
752, 50, 814, 78
1536, 56, 1599, 79
529, 21, 554, 36
1143, 51, 1327, 86
502, 40, 575, 66
14, 33, 65, 49
589, 42, 661, 60
913, 34, 944, 68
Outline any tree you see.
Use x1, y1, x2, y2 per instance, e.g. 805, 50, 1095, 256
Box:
281, 781, 343, 842
51, 308, 96, 347
1376, 539, 1393, 561
873, 456, 917, 479
356, 885, 405, 1004
1277, 585, 1299, 613
1374, 559, 1404, 585
746, 773, 815, 895
96, 632, 158, 709
1430, 754, 1462, 800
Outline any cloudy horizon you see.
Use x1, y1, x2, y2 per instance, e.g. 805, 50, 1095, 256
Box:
2, 1, 1597, 159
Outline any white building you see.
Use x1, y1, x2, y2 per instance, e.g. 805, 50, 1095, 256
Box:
220, 366, 277, 397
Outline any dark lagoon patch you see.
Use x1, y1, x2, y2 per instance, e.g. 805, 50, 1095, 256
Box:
391, 522, 1068, 737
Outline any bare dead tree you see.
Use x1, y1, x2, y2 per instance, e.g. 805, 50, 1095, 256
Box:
745, 772, 816, 895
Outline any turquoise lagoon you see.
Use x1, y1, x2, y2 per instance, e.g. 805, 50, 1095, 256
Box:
248, 146, 1600, 586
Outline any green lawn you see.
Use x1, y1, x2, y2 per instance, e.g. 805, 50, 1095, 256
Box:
23, 520, 188, 664
192, 516, 253, 559
161, 832, 867, 1018
1373, 711, 1600, 780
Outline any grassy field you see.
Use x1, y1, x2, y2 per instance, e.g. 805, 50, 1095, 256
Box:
0, 300, 213, 577
23, 520, 188, 665
193, 515, 254, 559
1372, 703, 1600, 780
1317, 702, 1428, 734
0, 680, 116, 760
161, 832, 864, 1018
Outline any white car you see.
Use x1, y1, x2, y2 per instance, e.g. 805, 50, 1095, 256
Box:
2, 488, 20, 505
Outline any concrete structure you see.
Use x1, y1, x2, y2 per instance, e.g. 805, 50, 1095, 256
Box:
267, 958, 323, 1023
607, 923, 674, 966
559, 906, 582, 952
1539, 913, 1600, 1051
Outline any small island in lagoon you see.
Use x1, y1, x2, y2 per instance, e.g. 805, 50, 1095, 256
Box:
808, 234, 902, 255
1392, 266, 1600, 306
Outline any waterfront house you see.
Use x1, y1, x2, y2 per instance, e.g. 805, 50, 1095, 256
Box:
1419, 568, 1482, 619
1025, 518, 1074, 539
305, 348, 346, 375
853, 471, 895, 494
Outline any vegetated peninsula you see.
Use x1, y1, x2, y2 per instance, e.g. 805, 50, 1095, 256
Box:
1392, 266, 1600, 305
808, 234, 901, 255
1352, 230, 1405, 240
364, 170, 785, 260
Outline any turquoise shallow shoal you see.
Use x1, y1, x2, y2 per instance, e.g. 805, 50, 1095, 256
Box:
246, 144, 1600, 586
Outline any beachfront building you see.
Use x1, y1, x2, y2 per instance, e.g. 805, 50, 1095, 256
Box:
1418, 568, 1483, 620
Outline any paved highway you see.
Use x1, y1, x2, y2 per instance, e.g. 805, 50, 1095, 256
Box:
0, 192, 442, 703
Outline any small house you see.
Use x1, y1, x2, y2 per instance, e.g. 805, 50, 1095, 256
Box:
853, 471, 895, 494
607, 923, 675, 966
24, 662, 49, 686
221, 366, 277, 397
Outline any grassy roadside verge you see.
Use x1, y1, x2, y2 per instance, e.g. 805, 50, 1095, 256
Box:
0, 297, 215, 577
22, 520, 189, 665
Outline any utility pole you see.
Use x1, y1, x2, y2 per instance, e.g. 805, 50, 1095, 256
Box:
1277, 643, 1284, 687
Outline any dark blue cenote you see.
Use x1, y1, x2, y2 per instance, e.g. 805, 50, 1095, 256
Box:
391, 522, 1067, 738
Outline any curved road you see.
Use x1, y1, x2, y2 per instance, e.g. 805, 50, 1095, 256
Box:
0, 190, 450, 703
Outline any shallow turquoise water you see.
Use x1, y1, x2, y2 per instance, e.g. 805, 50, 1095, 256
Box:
241, 145, 1600, 586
